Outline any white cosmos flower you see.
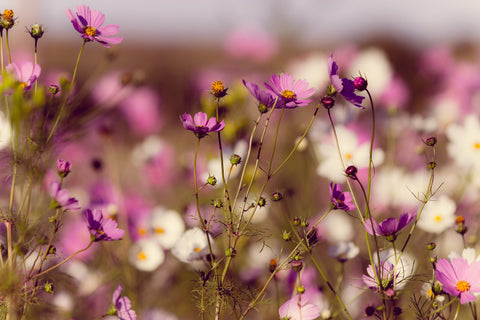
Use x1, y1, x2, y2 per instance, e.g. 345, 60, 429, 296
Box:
377, 248, 416, 290
328, 241, 359, 262
131, 135, 165, 166
150, 207, 185, 250
446, 114, 480, 169
314, 125, 384, 182
129, 238, 165, 272
0, 111, 11, 150
171, 227, 213, 264
448, 247, 480, 265
417, 195, 456, 234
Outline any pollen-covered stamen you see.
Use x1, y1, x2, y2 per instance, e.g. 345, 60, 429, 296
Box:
154, 227, 164, 234
211, 80, 224, 94
96, 229, 105, 235
474, 142, 480, 150
137, 251, 147, 260
19, 82, 28, 89
456, 280, 470, 292
281, 89, 296, 100
434, 215, 442, 222
84, 26, 97, 37
2, 10, 14, 21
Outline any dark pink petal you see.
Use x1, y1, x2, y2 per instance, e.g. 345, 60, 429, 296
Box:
397, 212, 415, 230
181, 113, 195, 131
379, 217, 399, 235
76, 5, 91, 26
327, 55, 344, 92
364, 218, 382, 236
112, 284, 122, 304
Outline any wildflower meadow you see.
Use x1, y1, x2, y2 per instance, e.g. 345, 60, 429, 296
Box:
1, 3, 480, 320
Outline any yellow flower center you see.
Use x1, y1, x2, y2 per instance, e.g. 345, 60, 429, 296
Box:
281, 89, 296, 100
138, 228, 147, 236
137, 251, 147, 260
155, 227, 164, 234
474, 142, 480, 150
456, 280, 470, 292
19, 82, 27, 89
96, 229, 105, 235
434, 215, 442, 222
345, 153, 352, 160
211, 80, 224, 95
194, 247, 202, 253
84, 26, 97, 37
3, 10, 14, 21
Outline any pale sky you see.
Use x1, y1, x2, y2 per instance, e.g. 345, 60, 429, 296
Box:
1, 0, 480, 48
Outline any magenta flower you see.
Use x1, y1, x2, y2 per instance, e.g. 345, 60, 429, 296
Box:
264, 73, 315, 108
112, 284, 137, 320
83, 208, 124, 241
362, 260, 396, 292
364, 212, 416, 241
327, 55, 365, 108
242, 79, 277, 110
66, 5, 123, 48
49, 182, 80, 211
181, 112, 225, 138
329, 182, 355, 211
6, 62, 41, 91
436, 257, 480, 304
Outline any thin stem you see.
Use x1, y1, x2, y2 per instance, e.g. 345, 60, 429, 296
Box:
6, 29, 12, 63
365, 89, 375, 210
46, 40, 86, 144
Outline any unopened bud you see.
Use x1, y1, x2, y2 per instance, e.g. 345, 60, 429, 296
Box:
426, 242, 436, 251
230, 154, 241, 165
48, 85, 59, 95
427, 161, 437, 169
345, 165, 358, 179
28, 23, 44, 40
272, 192, 283, 201
207, 175, 217, 186
257, 197, 266, 207
321, 96, 335, 109
424, 136, 437, 147
353, 76, 368, 91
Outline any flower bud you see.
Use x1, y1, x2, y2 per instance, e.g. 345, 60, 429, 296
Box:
48, 85, 59, 95
456, 224, 467, 235
353, 76, 368, 91
225, 247, 236, 257
326, 84, 337, 96
282, 230, 291, 241
0, 10, 15, 30
28, 23, 44, 40
271, 192, 283, 201
321, 96, 335, 109
345, 165, 358, 179
392, 307, 402, 316
269, 259, 277, 273
212, 199, 223, 208
426, 242, 436, 251
296, 285, 305, 294
293, 217, 300, 226
424, 136, 437, 147
44, 282, 54, 294
427, 161, 437, 169
365, 305, 375, 317
455, 215, 465, 225
292, 259, 304, 272
230, 154, 241, 165
257, 197, 266, 207
258, 104, 268, 114
56, 159, 72, 178
207, 175, 217, 186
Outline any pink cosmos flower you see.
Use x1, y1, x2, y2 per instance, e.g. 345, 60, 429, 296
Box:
329, 182, 355, 211
327, 55, 365, 108
362, 260, 397, 292
66, 5, 123, 48
364, 212, 416, 241
242, 79, 277, 110
56, 159, 72, 178
83, 208, 124, 241
436, 257, 480, 304
6, 61, 41, 91
264, 73, 315, 108
49, 182, 80, 211
279, 293, 321, 320
181, 112, 225, 139
112, 284, 137, 319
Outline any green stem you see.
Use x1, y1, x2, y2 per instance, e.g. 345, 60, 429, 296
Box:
46, 40, 86, 144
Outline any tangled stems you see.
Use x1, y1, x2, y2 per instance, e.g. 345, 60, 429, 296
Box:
47, 40, 86, 144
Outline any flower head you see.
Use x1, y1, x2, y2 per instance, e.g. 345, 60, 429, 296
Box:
6, 62, 41, 91
242, 79, 277, 111
329, 182, 355, 211
364, 212, 416, 241
111, 284, 137, 320
210, 80, 228, 98
181, 112, 225, 139
279, 293, 321, 320
327, 55, 365, 108
66, 5, 123, 48
264, 73, 315, 108
49, 182, 80, 211
28, 24, 44, 40
362, 260, 397, 292
83, 208, 124, 241
56, 159, 72, 178
0, 9, 15, 30
435, 257, 480, 304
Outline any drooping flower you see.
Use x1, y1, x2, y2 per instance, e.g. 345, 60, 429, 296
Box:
329, 182, 355, 211
6, 61, 41, 91
111, 284, 137, 320
49, 182, 80, 211
264, 73, 315, 108
66, 5, 123, 48
180, 112, 225, 139
435, 257, 480, 304
327, 55, 365, 108
364, 212, 416, 241
83, 208, 124, 241
242, 79, 277, 111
